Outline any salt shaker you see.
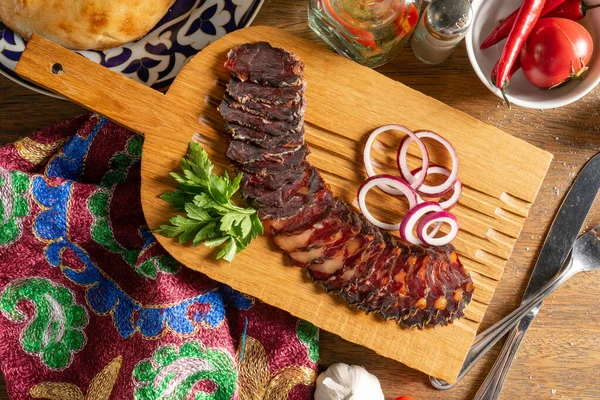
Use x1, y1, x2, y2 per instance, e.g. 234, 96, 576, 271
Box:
411, 0, 473, 65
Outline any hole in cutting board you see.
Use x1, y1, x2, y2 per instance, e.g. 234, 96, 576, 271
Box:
51, 63, 63, 75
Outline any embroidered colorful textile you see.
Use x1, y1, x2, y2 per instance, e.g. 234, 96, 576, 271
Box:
0, 115, 318, 399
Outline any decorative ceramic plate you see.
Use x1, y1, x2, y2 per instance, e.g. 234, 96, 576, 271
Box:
0, 0, 264, 97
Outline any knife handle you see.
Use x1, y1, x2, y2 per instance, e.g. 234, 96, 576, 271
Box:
472, 311, 537, 400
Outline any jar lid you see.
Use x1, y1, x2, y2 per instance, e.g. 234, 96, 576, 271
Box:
425, 0, 473, 41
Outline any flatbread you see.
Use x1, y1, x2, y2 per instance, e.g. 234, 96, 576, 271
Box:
0, 0, 174, 50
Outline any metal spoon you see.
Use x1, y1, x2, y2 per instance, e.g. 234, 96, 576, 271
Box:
431, 224, 600, 390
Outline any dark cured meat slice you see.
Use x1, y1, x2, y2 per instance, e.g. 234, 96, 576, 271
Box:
224, 94, 305, 122
272, 198, 347, 255
241, 166, 311, 207
263, 187, 334, 236
286, 208, 359, 266
355, 239, 410, 312
240, 163, 307, 191
321, 228, 386, 295
258, 167, 325, 219
236, 144, 308, 174
376, 246, 472, 328
227, 79, 305, 105
227, 140, 303, 165
377, 248, 426, 322
426, 252, 474, 327
219, 101, 303, 135
227, 124, 304, 150
337, 234, 396, 305
307, 214, 375, 283
225, 42, 305, 87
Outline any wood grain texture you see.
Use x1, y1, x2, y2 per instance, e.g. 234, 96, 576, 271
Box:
1, 0, 599, 398
13, 25, 553, 383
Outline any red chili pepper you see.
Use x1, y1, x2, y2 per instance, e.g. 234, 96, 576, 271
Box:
393, 2, 419, 38
491, 56, 521, 87
394, 397, 415, 400
321, 0, 378, 50
494, 0, 546, 107
544, 0, 600, 19
480, 0, 563, 49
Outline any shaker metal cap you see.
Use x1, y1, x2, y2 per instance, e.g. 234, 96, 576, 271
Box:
425, 0, 473, 40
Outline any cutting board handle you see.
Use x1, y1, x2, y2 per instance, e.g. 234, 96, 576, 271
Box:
15, 35, 166, 136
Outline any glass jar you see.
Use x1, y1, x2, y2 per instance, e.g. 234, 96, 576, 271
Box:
411, 0, 473, 65
308, 0, 422, 68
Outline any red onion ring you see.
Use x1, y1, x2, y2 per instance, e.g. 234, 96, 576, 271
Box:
417, 211, 459, 246
399, 201, 443, 245
412, 165, 463, 209
364, 124, 429, 194
398, 131, 458, 196
357, 174, 418, 231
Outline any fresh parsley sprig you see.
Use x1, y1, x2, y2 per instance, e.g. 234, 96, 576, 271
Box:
155, 142, 263, 263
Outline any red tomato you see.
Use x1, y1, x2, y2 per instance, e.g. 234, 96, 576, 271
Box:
520, 18, 593, 89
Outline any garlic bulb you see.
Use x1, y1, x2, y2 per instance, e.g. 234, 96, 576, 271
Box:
314, 363, 385, 400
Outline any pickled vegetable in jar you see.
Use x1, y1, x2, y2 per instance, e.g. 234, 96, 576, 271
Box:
309, 0, 421, 68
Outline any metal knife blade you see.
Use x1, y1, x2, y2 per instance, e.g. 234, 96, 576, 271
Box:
468, 153, 600, 399
523, 151, 600, 301
430, 151, 600, 390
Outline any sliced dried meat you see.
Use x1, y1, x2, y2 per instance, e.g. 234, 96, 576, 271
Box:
219, 101, 303, 135
321, 228, 386, 295
220, 41, 475, 329
224, 94, 305, 122
240, 163, 307, 191
258, 167, 325, 219
236, 144, 308, 174
288, 208, 358, 265
227, 139, 303, 165
241, 166, 311, 207
225, 42, 304, 87
272, 199, 348, 255
338, 234, 397, 305
227, 123, 304, 150
307, 214, 375, 283
227, 79, 305, 105
263, 187, 334, 236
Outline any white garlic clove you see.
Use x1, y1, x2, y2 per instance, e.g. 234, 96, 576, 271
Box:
314, 363, 385, 400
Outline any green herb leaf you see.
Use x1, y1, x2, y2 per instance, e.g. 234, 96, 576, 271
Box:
193, 221, 216, 246
184, 203, 212, 222
155, 143, 263, 263
204, 236, 229, 247
216, 237, 238, 263
159, 190, 193, 211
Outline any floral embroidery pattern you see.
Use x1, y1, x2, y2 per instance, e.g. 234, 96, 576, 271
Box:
88, 187, 179, 278
296, 321, 319, 363
30, 355, 122, 399
13, 137, 68, 166
133, 340, 236, 400
32, 176, 226, 338
0, 278, 88, 370
219, 284, 254, 311
47, 240, 226, 338
0, 168, 30, 246
100, 134, 143, 187
45, 117, 107, 180
237, 336, 316, 400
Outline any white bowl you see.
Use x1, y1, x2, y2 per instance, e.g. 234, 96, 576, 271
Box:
466, 0, 600, 109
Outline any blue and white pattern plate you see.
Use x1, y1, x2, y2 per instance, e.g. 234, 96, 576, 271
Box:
0, 0, 264, 98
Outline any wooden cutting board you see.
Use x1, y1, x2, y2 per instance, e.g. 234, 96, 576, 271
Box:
14, 26, 553, 383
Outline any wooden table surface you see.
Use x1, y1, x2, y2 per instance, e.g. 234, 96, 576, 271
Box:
1, 1, 600, 399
